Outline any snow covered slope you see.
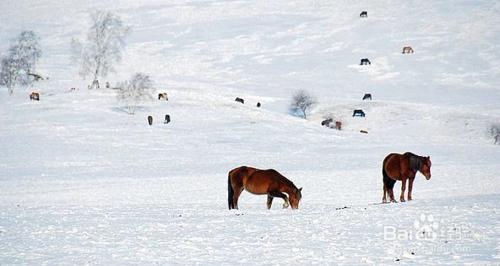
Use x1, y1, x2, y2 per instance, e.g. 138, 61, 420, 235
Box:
1, 0, 499, 264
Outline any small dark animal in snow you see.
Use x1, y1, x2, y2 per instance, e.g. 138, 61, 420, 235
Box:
352, 109, 365, 117
235, 97, 244, 104
360, 58, 371, 65
402, 46, 414, 54
321, 118, 333, 127
158, 92, 168, 101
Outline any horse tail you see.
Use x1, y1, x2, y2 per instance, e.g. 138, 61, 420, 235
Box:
382, 155, 396, 190
228, 172, 234, 210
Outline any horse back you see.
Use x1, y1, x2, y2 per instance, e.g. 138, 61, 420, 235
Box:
245, 169, 294, 194
229, 166, 258, 187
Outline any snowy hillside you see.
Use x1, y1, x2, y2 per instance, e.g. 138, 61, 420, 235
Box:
1, 0, 500, 264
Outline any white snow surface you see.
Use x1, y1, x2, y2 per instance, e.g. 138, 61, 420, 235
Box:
1, 0, 500, 264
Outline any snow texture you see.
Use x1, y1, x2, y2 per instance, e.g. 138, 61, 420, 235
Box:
1, 0, 500, 264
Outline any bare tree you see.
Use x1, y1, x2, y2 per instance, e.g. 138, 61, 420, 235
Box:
290, 90, 316, 119
72, 10, 130, 88
0, 56, 18, 94
0, 31, 42, 94
116, 73, 154, 114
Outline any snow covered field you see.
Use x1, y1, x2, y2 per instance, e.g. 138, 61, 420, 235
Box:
1, 0, 500, 264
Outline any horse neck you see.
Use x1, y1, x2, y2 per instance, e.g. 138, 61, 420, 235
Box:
281, 179, 298, 194
408, 154, 423, 172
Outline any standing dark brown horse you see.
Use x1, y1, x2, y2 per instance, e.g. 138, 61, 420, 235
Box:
228, 166, 302, 210
382, 152, 432, 203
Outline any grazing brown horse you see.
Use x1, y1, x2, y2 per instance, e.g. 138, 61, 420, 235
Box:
228, 166, 302, 210
382, 152, 432, 203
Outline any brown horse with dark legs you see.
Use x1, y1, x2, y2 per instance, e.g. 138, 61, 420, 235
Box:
228, 166, 302, 210
382, 152, 432, 203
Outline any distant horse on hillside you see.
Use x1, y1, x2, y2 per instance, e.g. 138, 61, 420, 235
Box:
158, 92, 168, 100
382, 152, 432, 203
352, 109, 365, 117
360, 58, 371, 65
335, 121, 342, 130
402, 46, 414, 54
228, 166, 302, 210
235, 97, 244, 104
360, 11, 368, 17
363, 93, 372, 100
30, 92, 40, 101
321, 118, 333, 127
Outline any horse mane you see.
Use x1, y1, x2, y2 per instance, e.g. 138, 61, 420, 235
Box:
268, 169, 298, 190
405, 152, 423, 172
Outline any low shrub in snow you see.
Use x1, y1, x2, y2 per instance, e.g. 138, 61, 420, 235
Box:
489, 124, 500, 145
116, 73, 154, 115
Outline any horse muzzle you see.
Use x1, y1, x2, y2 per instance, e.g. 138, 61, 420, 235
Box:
425, 175, 431, 180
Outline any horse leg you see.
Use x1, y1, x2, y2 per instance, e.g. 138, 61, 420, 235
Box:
400, 177, 407, 202
267, 195, 274, 209
269, 191, 289, 208
383, 171, 397, 203
387, 180, 397, 203
408, 177, 414, 201
382, 184, 387, 203
233, 187, 244, 209
389, 188, 397, 203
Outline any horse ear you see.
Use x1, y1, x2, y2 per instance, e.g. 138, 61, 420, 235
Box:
299, 187, 302, 192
